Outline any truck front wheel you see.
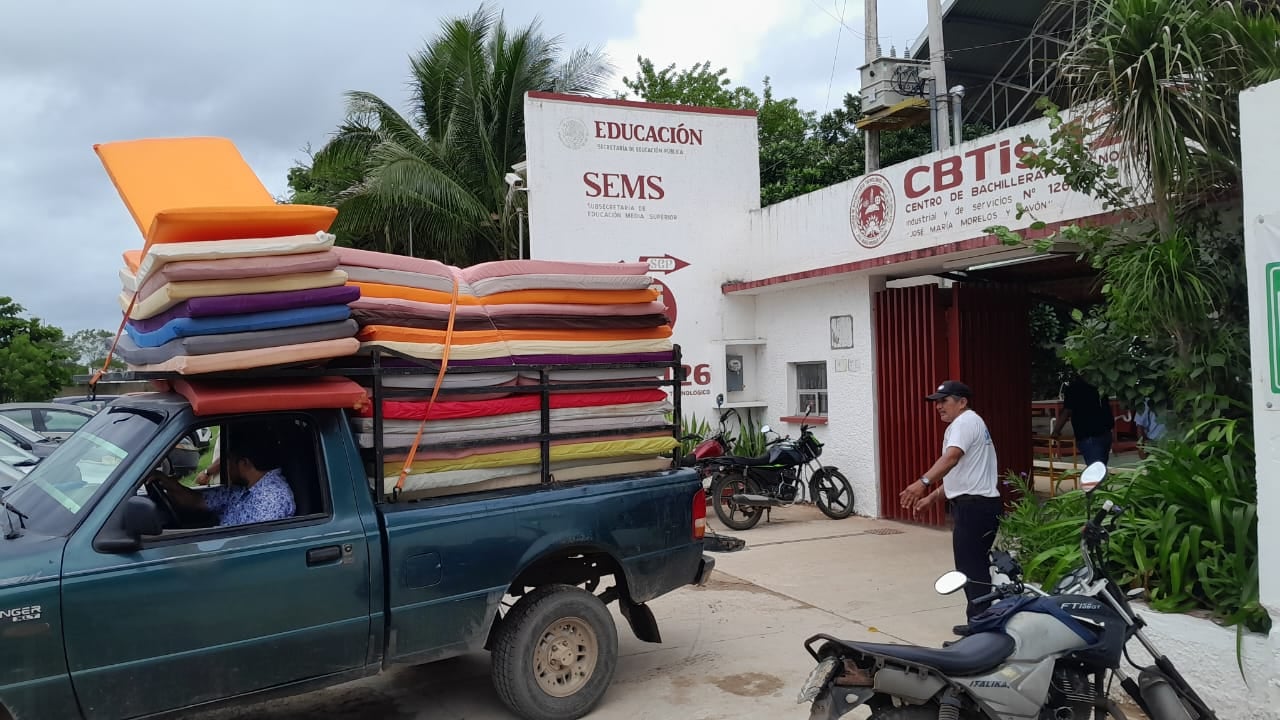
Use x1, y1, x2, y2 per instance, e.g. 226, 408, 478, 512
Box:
492, 583, 619, 720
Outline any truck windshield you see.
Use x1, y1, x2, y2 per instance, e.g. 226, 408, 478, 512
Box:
0, 407, 161, 537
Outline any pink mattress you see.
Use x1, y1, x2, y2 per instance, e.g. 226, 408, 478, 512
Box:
461, 260, 649, 283
467, 273, 654, 296
362, 388, 668, 421
485, 301, 667, 317
340, 265, 463, 294
333, 246, 457, 279
124, 251, 340, 298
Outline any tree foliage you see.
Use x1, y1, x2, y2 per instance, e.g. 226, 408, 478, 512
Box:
62, 328, 126, 373
988, 0, 1280, 634
0, 297, 72, 403
287, 3, 612, 264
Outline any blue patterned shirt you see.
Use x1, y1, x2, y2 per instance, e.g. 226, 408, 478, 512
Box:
204, 469, 296, 527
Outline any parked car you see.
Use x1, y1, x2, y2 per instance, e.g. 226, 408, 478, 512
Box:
0, 435, 39, 492
0, 434, 39, 473
0, 402, 96, 441
0, 415, 59, 458
0, 459, 23, 492
54, 394, 124, 413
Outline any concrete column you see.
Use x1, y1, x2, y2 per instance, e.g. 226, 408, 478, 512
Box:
1240, 79, 1280, 707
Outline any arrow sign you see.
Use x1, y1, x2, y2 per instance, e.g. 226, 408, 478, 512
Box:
639, 254, 690, 274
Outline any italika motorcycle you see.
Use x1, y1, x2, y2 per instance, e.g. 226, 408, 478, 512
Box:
707, 414, 855, 531
797, 462, 1217, 720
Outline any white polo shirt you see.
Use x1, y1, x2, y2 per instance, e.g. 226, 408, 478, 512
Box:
941, 409, 1000, 499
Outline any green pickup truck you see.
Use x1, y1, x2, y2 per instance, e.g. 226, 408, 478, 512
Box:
0, 354, 712, 720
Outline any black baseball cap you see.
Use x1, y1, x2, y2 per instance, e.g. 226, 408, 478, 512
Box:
925, 380, 973, 401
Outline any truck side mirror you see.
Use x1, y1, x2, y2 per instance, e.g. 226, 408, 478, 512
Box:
96, 497, 163, 553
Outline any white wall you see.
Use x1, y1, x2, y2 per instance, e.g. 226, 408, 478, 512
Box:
749, 274, 883, 516
1239, 79, 1280, 708
742, 112, 1122, 280
1120, 605, 1280, 718
523, 93, 760, 421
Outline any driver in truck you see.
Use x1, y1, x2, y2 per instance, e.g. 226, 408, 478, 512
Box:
157, 429, 296, 527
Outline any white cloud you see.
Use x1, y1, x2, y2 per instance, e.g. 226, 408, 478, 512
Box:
605, 0, 825, 97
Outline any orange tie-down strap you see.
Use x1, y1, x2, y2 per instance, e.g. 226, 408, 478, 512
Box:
89, 293, 139, 393
394, 272, 461, 494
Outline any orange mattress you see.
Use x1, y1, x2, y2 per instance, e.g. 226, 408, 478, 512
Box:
94, 137, 337, 251
356, 325, 672, 345
349, 282, 659, 306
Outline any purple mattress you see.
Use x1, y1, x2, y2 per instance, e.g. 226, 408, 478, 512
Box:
127, 285, 361, 333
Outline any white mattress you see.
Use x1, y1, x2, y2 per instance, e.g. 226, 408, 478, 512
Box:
129, 232, 335, 286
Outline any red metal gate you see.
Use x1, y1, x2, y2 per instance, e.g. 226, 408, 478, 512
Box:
875, 283, 1033, 525
875, 284, 949, 525
950, 284, 1033, 507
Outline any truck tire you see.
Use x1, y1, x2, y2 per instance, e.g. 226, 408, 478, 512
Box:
492, 583, 619, 720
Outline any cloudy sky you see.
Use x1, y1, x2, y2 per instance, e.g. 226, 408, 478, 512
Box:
1, 0, 926, 334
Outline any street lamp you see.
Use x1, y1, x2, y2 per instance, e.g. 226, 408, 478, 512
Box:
503, 171, 528, 259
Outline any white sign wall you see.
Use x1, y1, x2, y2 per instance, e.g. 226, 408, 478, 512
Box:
523, 91, 762, 420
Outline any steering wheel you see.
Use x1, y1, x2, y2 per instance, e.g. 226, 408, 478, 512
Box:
143, 461, 181, 527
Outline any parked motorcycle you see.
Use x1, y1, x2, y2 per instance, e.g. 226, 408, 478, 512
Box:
796, 462, 1217, 720
678, 394, 738, 476
708, 414, 854, 530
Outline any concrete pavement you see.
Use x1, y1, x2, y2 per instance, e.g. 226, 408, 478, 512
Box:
193, 506, 960, 720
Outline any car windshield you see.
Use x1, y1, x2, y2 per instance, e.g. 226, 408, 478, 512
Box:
0, 406, 161, 537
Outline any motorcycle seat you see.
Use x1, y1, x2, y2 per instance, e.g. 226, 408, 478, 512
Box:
836, 632, 1015, 676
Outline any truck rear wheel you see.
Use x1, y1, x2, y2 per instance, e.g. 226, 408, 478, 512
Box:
492, 583, 619, 720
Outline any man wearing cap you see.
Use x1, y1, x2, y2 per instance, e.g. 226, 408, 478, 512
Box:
898, 380, 1003, 636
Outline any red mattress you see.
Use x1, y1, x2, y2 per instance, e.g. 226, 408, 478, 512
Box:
360, 388, 668, 421
172, 376, 370, 416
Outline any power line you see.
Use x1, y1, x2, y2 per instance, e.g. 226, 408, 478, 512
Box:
806, 0, 876, 41
825, 0, 848, 112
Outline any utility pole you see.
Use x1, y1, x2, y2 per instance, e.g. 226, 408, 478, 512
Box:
926, 0, 951, 150
864, 0, 881, 171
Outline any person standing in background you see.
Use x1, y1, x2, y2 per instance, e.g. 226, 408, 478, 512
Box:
1053, 374, 1115, 465
1133, 400, 1167, 458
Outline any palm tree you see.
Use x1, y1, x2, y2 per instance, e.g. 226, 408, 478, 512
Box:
304, 3, 613, 264
1061, 0, 1280, 233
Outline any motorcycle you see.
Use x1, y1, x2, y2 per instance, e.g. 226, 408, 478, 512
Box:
678, 394, 738, 477
707, 412, 855, 530
796, 461, 1217, 720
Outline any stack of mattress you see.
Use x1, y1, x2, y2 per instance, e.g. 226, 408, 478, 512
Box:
337, 247, 680, 497
113, 232, 362, 374
94, 137, 363, 374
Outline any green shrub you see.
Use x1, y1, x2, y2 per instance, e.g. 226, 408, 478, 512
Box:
997, 418, 1268, 634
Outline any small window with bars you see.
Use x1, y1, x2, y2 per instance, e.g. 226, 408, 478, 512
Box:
793, 362, 828, 417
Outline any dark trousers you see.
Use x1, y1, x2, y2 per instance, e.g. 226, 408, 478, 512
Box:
951, 495, 1004, 620
1077, 432, 1113, 465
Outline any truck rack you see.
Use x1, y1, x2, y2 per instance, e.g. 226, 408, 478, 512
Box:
83, 345, 689, 501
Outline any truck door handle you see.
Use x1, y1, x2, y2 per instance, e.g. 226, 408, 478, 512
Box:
306, 545, 342, 566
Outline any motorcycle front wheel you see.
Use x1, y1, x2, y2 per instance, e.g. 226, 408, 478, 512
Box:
711, 472, 764, 531
811, 469, 855, 520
